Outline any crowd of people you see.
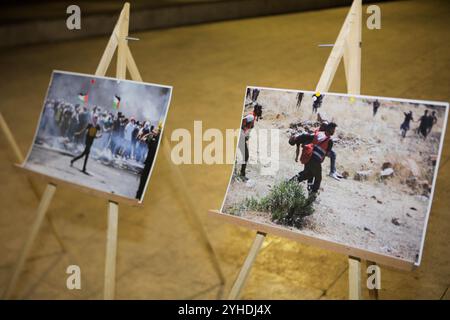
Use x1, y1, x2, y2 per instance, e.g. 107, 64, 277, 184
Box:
38, 99, 159, 164
238, 90, 441, 207
400, 109, 438, 139
38, 98, 162, 199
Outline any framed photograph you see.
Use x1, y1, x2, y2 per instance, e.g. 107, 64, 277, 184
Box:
216, 86, 448, 269
22, 70, 172, 204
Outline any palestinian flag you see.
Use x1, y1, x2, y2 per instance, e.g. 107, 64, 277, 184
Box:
78, 93, 88, 103
113, 95, 121, 109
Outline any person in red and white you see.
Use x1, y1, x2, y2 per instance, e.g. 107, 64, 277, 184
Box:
291, 122, 337, 197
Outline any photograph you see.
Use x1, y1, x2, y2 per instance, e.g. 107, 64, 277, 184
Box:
23, 70, 172, 203
221, 87, 448, 266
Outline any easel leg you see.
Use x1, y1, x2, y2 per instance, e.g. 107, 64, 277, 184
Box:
0, 112, 24, 162
163, 138, 226, 287
348, 256, 362, 300
228, 232, 266, 300
0, 111, 66, 253
104, 201, 119, 300
45, 212, 67, 253
95, 2, 224, 298
3, 183, 56, 299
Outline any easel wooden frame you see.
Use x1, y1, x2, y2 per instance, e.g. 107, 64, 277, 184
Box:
209, 0, 382, 300
2, 2, 224, 300
0, 113, 67, 253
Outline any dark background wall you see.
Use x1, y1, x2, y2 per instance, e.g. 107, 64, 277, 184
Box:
1, 0, 394, 48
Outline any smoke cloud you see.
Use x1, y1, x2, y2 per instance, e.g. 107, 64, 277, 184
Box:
47, 71, 171, 125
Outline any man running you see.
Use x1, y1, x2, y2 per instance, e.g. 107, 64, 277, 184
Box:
400, 111, 414, 138
292, 121, 342, 180
418, 110, 429, 139
253, 102, 263, 121
70, 115, 102, 173
291, 122, 337, 199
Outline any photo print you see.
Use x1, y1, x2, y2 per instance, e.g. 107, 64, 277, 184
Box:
23, 71, 172, 203
221, 87, 448, 267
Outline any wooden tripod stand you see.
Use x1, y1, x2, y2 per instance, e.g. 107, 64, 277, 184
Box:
2, 2, 224, 300
212, 0, 379, 300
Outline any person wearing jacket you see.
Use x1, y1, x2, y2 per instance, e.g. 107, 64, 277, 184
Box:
291, 122, 337, 197
239, 113, 255, 181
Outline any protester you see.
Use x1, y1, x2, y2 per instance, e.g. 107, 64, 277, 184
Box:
427, 111, 438, 134
124, 117, 136, 159
373, 99, 380, 117
417, 110, 429, 139
400, 111, 414, 138
239, 113, 256, 181
292, 121, 342, 181
291, 122, 337, 199
136, 127, 161, 199
70, 115, 102, 173
312, 93, 323, 114
296, 92, 304, 108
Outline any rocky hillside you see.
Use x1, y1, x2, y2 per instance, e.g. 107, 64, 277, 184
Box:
223, 89, 447, 263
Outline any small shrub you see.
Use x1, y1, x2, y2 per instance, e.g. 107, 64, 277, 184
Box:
244, 180, 314, 228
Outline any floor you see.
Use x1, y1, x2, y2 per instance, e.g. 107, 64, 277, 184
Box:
0, 0, 449, 299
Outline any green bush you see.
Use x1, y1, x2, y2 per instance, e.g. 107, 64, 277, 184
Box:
240, 180, 314, 228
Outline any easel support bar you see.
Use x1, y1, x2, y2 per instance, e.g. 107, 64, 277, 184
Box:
348, 256, 362, 300
104, 201, 119, 300
163, 140, 226, 285
228, 231, 266, 300
0, 112, 24, 161
3, 183, 56, 299
224, 0, 366, 301
315, 0, 361, 94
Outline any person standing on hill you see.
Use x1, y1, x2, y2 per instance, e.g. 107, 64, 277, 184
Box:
418, 110, 429, 139
252, 102, 263, 121
251, 88, 260, 103
312, 93, 323, 114
373, 99, 380, 117
426, 111, 438, 135
296, 92, 304, 108
239, 113, 256, 181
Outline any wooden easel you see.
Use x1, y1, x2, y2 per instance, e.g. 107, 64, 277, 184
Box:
223, 0, 377, 300
0, 113, 67, 254
2, 2, 224, 300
